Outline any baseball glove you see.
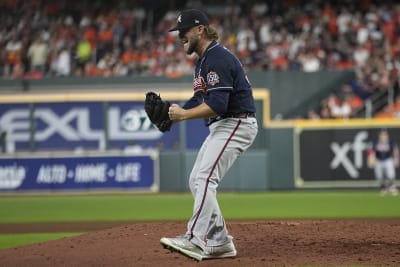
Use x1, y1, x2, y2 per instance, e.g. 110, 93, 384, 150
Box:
144, 91, 172, 132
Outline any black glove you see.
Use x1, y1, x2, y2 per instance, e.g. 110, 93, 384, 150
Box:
144, 92, 173, 132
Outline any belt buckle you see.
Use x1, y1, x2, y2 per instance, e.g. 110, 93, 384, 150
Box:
237, 113, 253, 118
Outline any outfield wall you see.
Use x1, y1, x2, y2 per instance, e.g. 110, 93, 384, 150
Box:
4, 119, 400, 193
269, 120, 400, 191
2, 71, 400, 193
0, 89, 269, 193
163, 120, 400, 191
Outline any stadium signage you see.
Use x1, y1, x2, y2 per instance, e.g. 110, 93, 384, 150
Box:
298, 127, 398, 187
1, 106, 160, 140
0, 103, 166, 152
0, 153, 158, 192
329, 131, 369, 178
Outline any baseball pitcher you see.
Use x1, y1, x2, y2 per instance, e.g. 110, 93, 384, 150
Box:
145, 9, 258, 261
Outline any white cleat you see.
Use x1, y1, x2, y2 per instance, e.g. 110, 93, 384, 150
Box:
160, 236, 237, 261
160, 236, 204, 261
202, 240, 237, 259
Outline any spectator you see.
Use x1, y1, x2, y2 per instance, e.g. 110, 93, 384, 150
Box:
75, 36, 92, 73
0, 0, 398, 112
4, 31, 22, 77
320, 105, 332, 119
97, 52, 116, 77
299, 49, 321, 72
50, 46, 71, 76
27, 35, 49, 74
307, 108, 321, 120
327, 93, 351, 119
353, 44, 370, 68
342, 84, 363, 116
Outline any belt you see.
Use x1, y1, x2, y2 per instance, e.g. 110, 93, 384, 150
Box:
223, 112, 256, 119
207, 112, 255, 126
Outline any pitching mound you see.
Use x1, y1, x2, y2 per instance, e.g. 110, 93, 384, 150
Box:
0, 219, 399, 266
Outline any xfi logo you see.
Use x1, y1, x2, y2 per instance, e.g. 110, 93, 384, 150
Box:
330, 131, 369, 178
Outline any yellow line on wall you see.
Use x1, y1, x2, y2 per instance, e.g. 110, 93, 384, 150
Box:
253, 89, 270, 128
269, 118, 400, 128
0, 92, 153, 102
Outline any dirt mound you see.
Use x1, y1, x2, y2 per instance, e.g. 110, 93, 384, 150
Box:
0, 219, 399, 266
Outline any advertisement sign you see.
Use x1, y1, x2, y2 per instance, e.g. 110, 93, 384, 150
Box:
0, 90, 268, 153
106, 101, 182, 150
0, 101, 212, 153
0, 103, 32, 152
33, 102, 105, 150
298, 127, 400, 187
0, 152, 159, 192
185, 119, 209, 149
0, 102, 183, 152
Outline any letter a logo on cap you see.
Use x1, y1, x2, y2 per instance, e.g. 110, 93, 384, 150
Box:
177, 15, 182, 23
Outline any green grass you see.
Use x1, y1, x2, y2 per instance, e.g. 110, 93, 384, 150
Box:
0, 190, 399, 250
0, 193, 192, 223
220, 191, 400, 219
0, 233, 83, 249
0, 191, 399, 223
2, 191, 397, 255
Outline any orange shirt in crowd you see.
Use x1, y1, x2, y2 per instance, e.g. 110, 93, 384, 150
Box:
376, 111, 394, 119
347, 95, 363, 111
337, 60, 353, 70
166, 70, 183, 79
121, 52, 131, 64
84, 63, 101, 77
376, 104, 396, 118
84, 27, 97, 50
98, 26, 113, 43
272, 56, 289, 70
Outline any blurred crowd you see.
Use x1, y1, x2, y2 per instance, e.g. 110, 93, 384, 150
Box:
1, 0, 400, 118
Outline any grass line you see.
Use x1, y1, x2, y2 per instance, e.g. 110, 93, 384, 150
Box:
0, 233, 83, 250
0, 191, 399, 223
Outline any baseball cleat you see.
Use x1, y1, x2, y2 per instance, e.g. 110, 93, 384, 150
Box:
202, 241, 237, 259
160, 236, 237, 261
160, 236, 204, 261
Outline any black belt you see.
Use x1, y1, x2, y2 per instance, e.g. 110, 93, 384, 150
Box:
207, 112, 255, 126
223, 112, 256, 119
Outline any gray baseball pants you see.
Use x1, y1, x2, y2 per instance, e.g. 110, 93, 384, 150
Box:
184, 117, 258, 250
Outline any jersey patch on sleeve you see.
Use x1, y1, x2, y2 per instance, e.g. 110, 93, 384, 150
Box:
193, 76, 207, 92
206, 71, 220, 86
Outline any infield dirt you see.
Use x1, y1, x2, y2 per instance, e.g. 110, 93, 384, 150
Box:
0, 219, 399, 266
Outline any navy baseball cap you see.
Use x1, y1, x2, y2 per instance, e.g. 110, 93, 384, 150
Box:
169, 9, 209, 32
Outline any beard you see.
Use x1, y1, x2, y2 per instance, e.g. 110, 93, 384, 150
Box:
186, 35, 200, 55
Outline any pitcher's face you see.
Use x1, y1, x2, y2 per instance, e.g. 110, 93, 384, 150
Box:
179, 26, 201, 55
